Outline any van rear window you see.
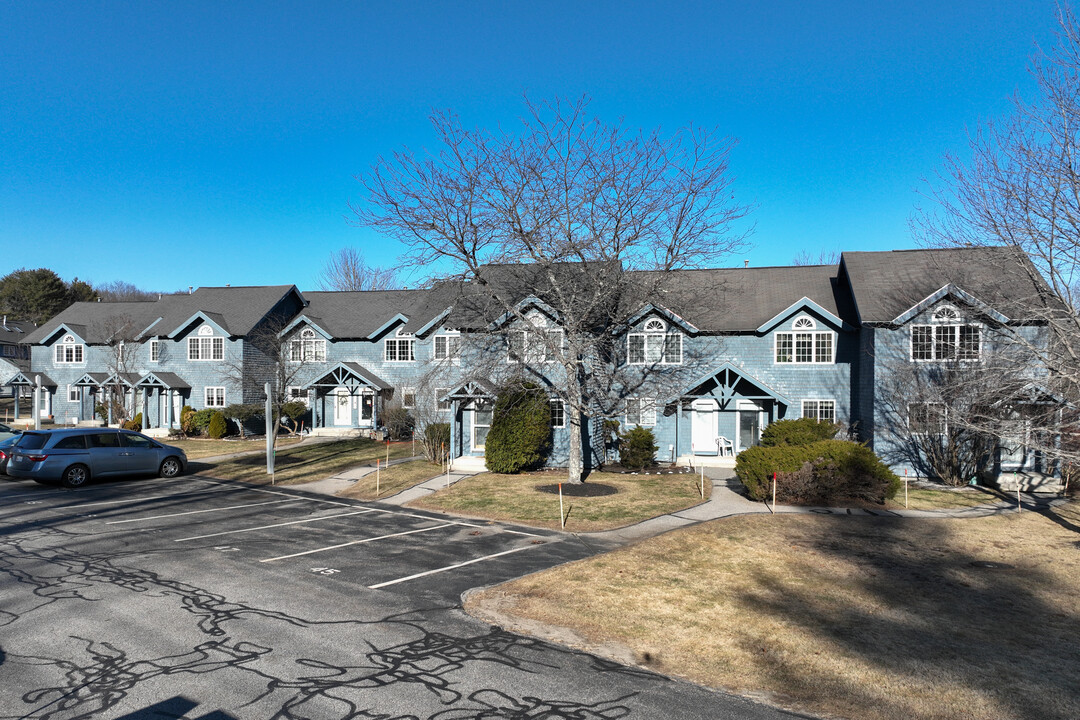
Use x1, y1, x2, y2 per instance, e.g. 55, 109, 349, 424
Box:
16, 433, 48, 450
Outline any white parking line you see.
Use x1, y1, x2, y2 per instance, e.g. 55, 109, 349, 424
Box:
64, 487, 240, 509
104, 499, 298, 524
368, 545, 536, 589
259, 523, 456, 562
174, 509, 378, 541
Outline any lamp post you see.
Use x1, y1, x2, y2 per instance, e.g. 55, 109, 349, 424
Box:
265, 383, 274, 476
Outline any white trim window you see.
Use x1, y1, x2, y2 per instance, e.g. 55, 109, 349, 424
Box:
290, 328, 326, 362
55, 335, 84, 364
550, 399, 566, 428
188, 326, 225, 361
433, 334, 461, 362
472, 401, 493, 450
775, 317, 834, 364
149, 339, 160, 362
287, 386, 310, 407
802, 399, 836, 423
68, 384, 81, 402
908, 402, 946, 434
384, 338, 415, 362
205, 387, 226, 408
401, 387, 416, 409
911, 306, 981, 362
625, 397, 656, 427
508, 329, 564, 363
436, 387, 451, 412
628, 318, 683, 365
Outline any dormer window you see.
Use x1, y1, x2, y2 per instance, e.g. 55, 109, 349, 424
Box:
55, 335, 84, 364
911, 305, 980, 362
290, 327, 326, 362
188, 325, 224, 361
775, 317, 834, 364
434, 333, 461, 361
628, 318, 682, 365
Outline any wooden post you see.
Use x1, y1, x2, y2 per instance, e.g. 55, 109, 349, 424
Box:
559, 483, 565, 529
376, 459, 380, 496
1017, 487, 1022, 513
904, 469, 909, 509
770, 472, 776, 514
386, 438, 390, 466
699, 465, 705, 499
446, 460, 450, 488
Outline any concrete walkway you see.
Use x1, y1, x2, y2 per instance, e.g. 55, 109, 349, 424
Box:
287, 455, 428, 496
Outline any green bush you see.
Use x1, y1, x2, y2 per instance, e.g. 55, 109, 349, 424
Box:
279, 401, 308, 433
383, 407, 415, 441
485, 381, 552, 474
122, 412, 143, 432
208, 411, 228, 439
736, 439, 900, 505
422, 422, 451, 464
191, 409, 215, 434
759, 417, 839, 447
223, 403, 262, 437
619, 425, 658, 470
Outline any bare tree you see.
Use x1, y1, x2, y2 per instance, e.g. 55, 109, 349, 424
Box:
354, 96, 752, 482
792, 249, 840, 266
94, 315, 140, 425
96, 280, 162, 302
315, 247, 399, 291
914, 6, 1080, 468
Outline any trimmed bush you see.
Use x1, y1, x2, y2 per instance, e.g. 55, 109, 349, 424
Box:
619, 425, 658, 470
208, 411, 228, 439
191, 409, 215, 434
485, 381, 552, 474
736, 439, 901, 505
383, 407, 415, 441
759, 417, 839, 447
280, 401, 308, 434
122, 413, 143, 432
223, 403, 262, 437
180, 405, 195, 435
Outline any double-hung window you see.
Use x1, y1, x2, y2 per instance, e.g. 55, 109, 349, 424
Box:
290, 328, 326, 362
149, 339, 160, 362
911, 306, 981, 361
550, 399, 566, 428
68, 385, 81, 402
188, 327, 224, 361
802, 399, 836, 423
287, 386, 310, 406
625, 397, 656, 427
436, 387, 451, 412
775, 317, 834, 364
628, 319, 682, 365
205, 387, 226, 408
55, 336, 84, 364
508, 328, 563, 363
434, 334, 461, 362
401, 387, 416, 409
384, 338, 415, 362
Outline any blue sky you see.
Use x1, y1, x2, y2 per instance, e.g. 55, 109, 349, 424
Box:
0, 0, 1062, 292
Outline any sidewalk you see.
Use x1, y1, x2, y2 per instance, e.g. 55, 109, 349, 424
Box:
287, 454, 429, 496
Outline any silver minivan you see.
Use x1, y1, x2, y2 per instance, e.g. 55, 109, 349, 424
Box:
8, 429, 187, 488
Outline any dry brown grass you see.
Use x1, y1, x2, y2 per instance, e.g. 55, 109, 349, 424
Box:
408, 469, 708, 531
193, 438, 413, 484
885, 484, 1006, 510
336, 459, 441, 501
468, 502, 1080, 720
168, 436, 302, 459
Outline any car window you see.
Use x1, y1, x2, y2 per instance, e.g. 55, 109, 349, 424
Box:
120, 433, 157, 449
87, 433, 121, 448
53, 435, 88, 450
0, 424, 10, 432
16, 433, 48, 450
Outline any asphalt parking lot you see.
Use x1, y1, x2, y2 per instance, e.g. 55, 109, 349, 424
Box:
0, 472, 795, 720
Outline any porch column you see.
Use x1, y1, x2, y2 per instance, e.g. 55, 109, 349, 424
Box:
45, 387, 52, 419
142, 390, 149, 428
371, 389, 379, 434
167, 390, 175, 428
13, 389, 19, 420
33, 377, 42, 430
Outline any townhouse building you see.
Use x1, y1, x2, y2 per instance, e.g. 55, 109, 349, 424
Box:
8, 247, 1063, 486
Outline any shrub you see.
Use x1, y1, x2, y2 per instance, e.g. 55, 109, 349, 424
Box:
223, 403, 262, 437
279, 401, 308, 434
485, 381, 552, 474
179, 405, 195, 435
123, 413, 143, 432
190, 409, 215, 434
619, 425, 658, 470
736, 439, 900, 505
759, 417, 839, 447
208, 411, 228, 439
383, 407, 415, 441
420, 422, 451, 464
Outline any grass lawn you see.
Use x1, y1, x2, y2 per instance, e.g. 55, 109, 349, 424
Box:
886, 484, 1008, 510
408, 469, 709, 532
193, 437, 414, 484
167, 436, 302, 459
336, 459, 443, 501
467, 501, 1080, 720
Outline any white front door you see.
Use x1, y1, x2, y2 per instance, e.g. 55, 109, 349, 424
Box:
334, 388, 353, 425
472, 401, 492, 451
691, 399, 718, 455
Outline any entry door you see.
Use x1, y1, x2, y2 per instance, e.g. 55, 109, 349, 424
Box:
691, 400, 718, 455
472, 401, 492, 451
738, 409, 760, 451
334, 388, 353, 425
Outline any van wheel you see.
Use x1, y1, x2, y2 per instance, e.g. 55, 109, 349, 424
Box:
62, 464, 90, 488
159, 457, 183, 478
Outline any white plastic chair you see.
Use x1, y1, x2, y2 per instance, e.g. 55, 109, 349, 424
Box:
716, 436, 734, 456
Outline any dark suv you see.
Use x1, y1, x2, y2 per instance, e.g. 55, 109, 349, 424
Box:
8, 429, 188, 488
